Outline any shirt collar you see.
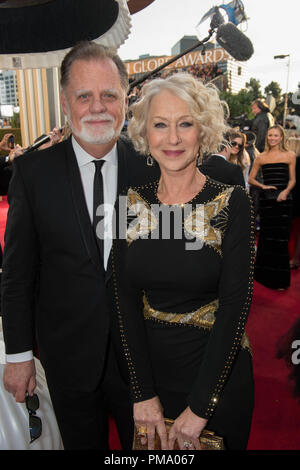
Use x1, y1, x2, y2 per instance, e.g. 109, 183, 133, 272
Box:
72, 135, 118, 167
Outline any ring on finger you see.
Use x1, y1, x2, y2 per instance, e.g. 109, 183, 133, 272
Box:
137, 426, 147, 438
183, 440, 192, 449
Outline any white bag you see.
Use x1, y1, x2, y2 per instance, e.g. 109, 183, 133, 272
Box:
0, 319, 63, 450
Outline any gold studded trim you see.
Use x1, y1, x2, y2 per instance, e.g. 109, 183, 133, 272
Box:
111, 244, 143, 401
204, 189, 256, 418
143, 294, 252, 354
143, 294, 219, 329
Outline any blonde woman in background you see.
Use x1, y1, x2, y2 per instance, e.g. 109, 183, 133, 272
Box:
248, 125, 296, 289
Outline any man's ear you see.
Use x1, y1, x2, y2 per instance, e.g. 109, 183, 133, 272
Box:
61, 89, 67, 116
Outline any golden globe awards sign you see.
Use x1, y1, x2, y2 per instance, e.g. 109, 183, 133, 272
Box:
125, 48, 230, 76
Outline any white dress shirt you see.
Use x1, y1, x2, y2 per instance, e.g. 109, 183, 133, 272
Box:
72, 136, 118, 269
6, 136, 118, 363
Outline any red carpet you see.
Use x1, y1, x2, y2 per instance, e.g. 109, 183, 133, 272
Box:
0, 196, 8, 250
246, 271, 300, 450
1, 197, 299, 450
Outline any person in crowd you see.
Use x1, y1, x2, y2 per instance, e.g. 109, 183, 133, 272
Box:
251, 99, 274, 153
1, 41, 158, 450
0, 133, 23, 167
243, 131, 262, 223
199, 131, 245, 186
248, 125, 296, 289
228, 131, 251, 189
112, 73, 255, 451
2, 119, 11, 129
243, 131, 260, 170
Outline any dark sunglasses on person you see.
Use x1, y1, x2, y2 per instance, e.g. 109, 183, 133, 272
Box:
231, 141, 243, 149
25, 393, 42, 443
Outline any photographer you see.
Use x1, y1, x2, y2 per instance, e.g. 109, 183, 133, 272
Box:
251, 99, 274, 153
0, 133, 24, 194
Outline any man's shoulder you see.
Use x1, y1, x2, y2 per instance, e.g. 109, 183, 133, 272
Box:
16, 138, 69, 172
10, 140, 71, 191
202, 154, 230, 167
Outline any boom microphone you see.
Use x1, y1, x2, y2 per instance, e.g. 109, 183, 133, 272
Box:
216, 22, 254, 61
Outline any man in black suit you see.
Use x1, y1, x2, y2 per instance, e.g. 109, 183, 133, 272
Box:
199, 135, 245, 187
0, 133, 24, 194
1, 42, 158, 450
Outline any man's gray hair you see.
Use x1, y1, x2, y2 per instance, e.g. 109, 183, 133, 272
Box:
60, 41, 128, 92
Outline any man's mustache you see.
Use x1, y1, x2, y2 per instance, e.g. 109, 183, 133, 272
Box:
81, 113, 115, 124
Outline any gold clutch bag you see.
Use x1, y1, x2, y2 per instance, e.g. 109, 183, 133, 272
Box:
133, 418, 225, 450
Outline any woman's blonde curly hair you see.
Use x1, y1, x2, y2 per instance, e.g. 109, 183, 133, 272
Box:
127, 72, 228, 158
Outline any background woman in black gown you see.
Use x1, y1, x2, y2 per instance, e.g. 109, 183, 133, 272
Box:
112, 73, 255, 450
248, 125, 296, 289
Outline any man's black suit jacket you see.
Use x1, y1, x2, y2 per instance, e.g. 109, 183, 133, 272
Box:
1, 136, 159, 392
199, 154, 245, 187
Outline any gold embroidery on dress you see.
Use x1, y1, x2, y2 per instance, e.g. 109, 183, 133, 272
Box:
241, 332, 252, 355
143, 294, 219, 329
184, 187, 234, 256
126, 188, 158, 246
143, 294, 251, 353
126, 186, 234, 251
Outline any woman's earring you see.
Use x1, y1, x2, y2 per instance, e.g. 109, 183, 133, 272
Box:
196, 150, 202, 167
147, 153, 155, 167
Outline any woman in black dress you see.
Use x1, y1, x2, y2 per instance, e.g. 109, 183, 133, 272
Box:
112, 73, 255, 450
248, 125, 296, 289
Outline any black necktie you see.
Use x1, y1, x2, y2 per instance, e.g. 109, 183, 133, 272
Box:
93, 159, 105, 261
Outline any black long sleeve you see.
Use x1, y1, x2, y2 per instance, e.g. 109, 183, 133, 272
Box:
1, 159, 39, 353
187, 187, 255, 418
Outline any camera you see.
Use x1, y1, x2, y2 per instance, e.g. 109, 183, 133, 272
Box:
8, 135, 15, 149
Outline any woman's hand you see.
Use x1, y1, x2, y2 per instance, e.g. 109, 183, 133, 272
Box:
277, 190, 288, 202
168, 407, 208, 451
134, 396, 168, 450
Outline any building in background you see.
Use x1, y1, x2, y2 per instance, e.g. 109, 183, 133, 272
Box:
171, 35, 207, 55
0, 70, 19, 106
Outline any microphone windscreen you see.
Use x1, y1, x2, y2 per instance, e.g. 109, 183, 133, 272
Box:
216, 22, 254, 61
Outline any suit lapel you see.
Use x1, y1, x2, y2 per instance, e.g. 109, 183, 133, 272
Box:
116, 138, 130, 194
105, 138, 129, 284
64, 138, 104, 274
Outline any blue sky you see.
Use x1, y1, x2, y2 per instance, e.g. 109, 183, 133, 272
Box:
119, 0, 299, 95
